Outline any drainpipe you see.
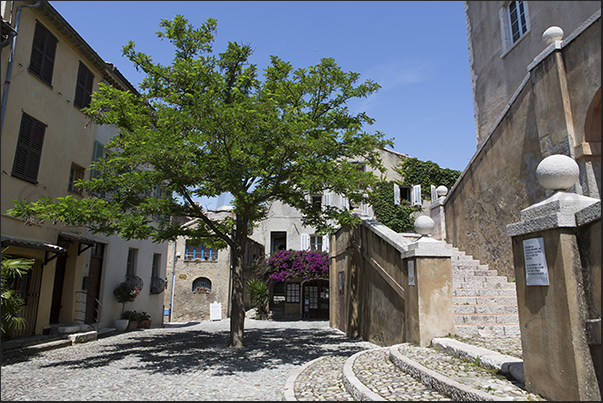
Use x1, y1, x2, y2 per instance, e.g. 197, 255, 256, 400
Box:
168, 239, 177, 322
1, 1, 41, 136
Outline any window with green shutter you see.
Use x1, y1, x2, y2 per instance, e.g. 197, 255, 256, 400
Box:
29, 22, 57, 86
74, 61, 94, 109
12, 113, 46, 184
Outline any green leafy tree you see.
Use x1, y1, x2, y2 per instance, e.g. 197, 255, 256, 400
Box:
369, 181, 420, 233
1, 249, 34, 335
395, 157, 461, 199
8, 16, 391, 347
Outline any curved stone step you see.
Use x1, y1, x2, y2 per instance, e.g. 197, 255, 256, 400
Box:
343, 347, 448, 401
284, 355, 354, 401
389, 343, 544, 401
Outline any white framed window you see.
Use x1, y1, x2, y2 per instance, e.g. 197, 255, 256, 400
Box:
310, 235, 322, 251
500, 1, 530, 53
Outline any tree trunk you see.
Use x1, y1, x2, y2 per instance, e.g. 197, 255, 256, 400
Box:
229, 219, 248, 348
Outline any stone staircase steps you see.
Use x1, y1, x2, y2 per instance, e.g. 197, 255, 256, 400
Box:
449, 246, 520, 337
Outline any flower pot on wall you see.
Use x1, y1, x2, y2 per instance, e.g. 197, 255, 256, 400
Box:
114, 319, 129, 331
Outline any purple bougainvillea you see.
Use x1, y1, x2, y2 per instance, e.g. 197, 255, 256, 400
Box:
257, 249, 329, 282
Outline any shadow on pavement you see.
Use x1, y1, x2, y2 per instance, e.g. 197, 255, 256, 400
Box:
36, 323, 372, 376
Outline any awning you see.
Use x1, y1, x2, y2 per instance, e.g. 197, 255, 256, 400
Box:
1, 235, 66, 265
1, 235, 66, 254
58, 233, 97, 255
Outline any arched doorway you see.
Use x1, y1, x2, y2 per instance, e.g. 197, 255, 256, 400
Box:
302, 279, 329, 319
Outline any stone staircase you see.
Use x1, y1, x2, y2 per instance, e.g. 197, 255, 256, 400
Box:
284, 245, 532, 401
285, 337, 544, 401
450, 247, 520, 338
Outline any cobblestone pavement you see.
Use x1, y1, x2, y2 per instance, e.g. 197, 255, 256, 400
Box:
2, 319, 544, 401
1, 319, 376, 401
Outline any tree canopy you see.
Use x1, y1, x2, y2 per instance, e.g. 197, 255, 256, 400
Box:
8, 16, 391, 347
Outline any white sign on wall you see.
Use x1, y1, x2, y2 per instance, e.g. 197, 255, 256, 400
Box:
408, 260, 415, 286
210, 301, 222, 321
523, 237, 549, 286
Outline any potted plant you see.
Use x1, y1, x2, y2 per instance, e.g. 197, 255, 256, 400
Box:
113, 281, 140, 331
137, 311, 152, 329
121, 310, 139, 330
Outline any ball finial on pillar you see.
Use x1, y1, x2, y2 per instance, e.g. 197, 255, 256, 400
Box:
536, 154, 579, 191
414, 215, 435, 237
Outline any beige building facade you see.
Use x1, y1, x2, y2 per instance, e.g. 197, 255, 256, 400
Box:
1, 1, 167, 339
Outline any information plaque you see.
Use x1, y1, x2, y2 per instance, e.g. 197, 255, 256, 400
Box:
523, 237, 549, 286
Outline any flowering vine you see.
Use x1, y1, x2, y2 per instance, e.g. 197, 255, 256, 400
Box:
256, 249, 329, 283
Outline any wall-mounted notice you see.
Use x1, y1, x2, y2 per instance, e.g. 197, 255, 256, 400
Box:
408, 260, 415, 286
523, 237, 549, 286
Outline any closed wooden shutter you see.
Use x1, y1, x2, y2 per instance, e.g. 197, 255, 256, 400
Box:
29, 22, 57, 86
12, 113, 46, 183
74, 62, 94, 109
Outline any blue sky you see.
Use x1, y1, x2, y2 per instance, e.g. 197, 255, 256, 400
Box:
50, 1, 477, 208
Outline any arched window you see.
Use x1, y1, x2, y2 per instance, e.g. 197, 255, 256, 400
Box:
192, 277, 211, 293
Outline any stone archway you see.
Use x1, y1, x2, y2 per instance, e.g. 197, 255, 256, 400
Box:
576, 87, 601, 198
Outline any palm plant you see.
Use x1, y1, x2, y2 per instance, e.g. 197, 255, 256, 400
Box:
246, 278, 270, 319
1, 248, 34, 335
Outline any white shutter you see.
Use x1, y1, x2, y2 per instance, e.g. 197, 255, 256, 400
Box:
411, 185, 422, 207
341, 195, 348, 209
322, 235, 329, 252
323, 193, 330, 208
300, 234, 309, 250
393, 183, 400, 205
305, 194, 312, 203
431, 185, 437, 203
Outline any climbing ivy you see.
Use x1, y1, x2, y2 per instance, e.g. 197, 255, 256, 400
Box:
371, 158, 461, 233
394, 157, 461, 198
369, 181, 420, 233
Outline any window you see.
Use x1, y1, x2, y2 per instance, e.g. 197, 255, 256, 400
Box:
90, 141, 105, 180
151, 253, 161, 278
184, 242, 218, 261
192, 277, 211, 293
286, 283, 300, 303
126, 248, 138, 276
311, 195, 322, 209
12, 112, 46, 183
74, 62, 94, 109
501, 1, 530, 52
508, 1, 529, 44
68, 163, 85, 194
310, 235, 323, 251
29, 22, 57, 86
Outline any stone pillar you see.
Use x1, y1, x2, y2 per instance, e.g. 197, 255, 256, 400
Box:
429, 185, 448, 241
506, 154, 600, 401
402, 215, 454, 347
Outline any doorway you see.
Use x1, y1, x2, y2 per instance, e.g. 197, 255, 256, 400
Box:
302, 279, 329, 319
